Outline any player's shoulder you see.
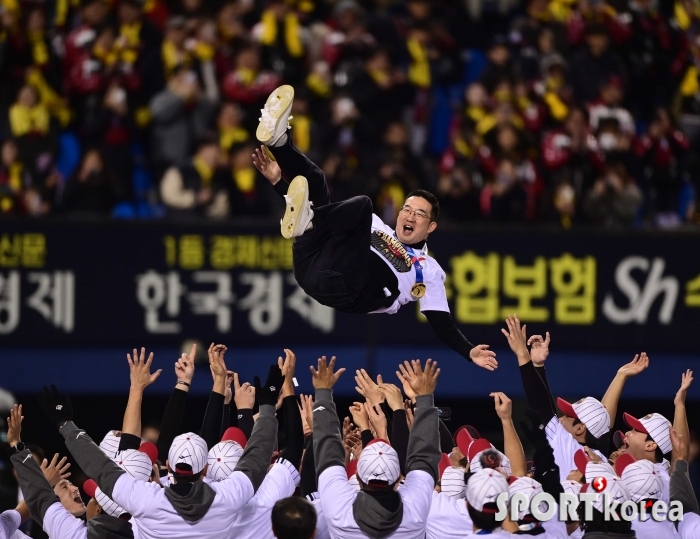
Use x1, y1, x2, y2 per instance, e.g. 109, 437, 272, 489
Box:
371, 213, 392, 233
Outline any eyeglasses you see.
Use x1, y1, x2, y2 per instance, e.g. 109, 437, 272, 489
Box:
400, 206, 431, 221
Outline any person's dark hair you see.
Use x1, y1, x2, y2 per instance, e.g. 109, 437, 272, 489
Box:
572, 418, 600, 449
406, 189, 440, 221
170, 463, 206, 483
467, 503, 499, 531
645, 434, 665, 462
271, 496, 317, 539
578, 506, 632, 534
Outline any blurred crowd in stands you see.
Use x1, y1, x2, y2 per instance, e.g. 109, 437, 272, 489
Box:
0, 0, 699, 228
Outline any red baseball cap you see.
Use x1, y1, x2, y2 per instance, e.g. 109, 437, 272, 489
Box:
221, 427, 247, 448
138, 441, 158, 464
83, 479, 98, 499
438, 453, 452, 478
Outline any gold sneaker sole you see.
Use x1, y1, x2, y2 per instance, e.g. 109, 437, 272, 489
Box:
256, 85, 295, 145
281, 175, 309, 239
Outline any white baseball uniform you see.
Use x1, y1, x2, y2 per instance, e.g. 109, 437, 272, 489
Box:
309, 496, 330, 539
426, 491, 472, 539
545, 417, 605, 481
679, 513, 700, 539
318, 465, 434, 538
0, 510, 30, 539
42, 502, 88, 539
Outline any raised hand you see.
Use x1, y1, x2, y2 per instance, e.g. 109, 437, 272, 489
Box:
252, 145, 282, 184
617, 353, 649, 379
397, 359, 440, 396
38, 385, 73, 427
396, 370, 417, 403
254, 364, 284, 407
501, 313, 528, 364
674, 369, 694, 406
527, 331, 551, 367
404, 400, 415, 430
128, 347, 162, 391
310, 356, 346, 389
299, 394, 314, 435
378, 383, 404, 411
355, 369, 384, 406
470, 344, 499, 371
208, 343, 228, 378
7, 404, 22, 446
233, 373, 255, 410
41, 454, 71, 487
366, 403, 388, 440
224, 371, 235, 405
670, 426, 688, 463
490, 392, 512, 421
175, 343, 196, 386
349, 402, 370, 431
583, 446, 603, 464
278, 349, 297, 398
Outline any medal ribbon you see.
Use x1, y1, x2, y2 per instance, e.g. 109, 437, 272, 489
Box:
400, 241, 425, 287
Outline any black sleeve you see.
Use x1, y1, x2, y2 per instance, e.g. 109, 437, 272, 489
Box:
379, 402, 394, 442
279, 396, 304, 469
118, 433, 142, 452
361, 429, 373, 448
272, 179, 289, 198
237, 409, 255, 440
156, 387, 188, 464
299, 435, 317, 496
519, 362, 557, 424
201, 391, 225, 449
535, 365, 557, 417
439, 419, 454, 454
532, 432, 564, 499
221, 402, 231, 439
423, 310, 474, 362
391, 410, 410, 475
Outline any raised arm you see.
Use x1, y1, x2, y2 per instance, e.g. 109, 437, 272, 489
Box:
519, 409, 563, 499
491, 392, 526, 477
669, 426, 700, 516
600, 353, 650, 429
233, 373, 256, 440
502, 315, 556, 423
277, 350, 305, 469
201, 343, 228, 448
311, 356, 347, 478
379, 383, 410, 474
423, 310, 498, 371
672, 370, 693, 469
120, 347, 162, 452
156, 344, 196, 463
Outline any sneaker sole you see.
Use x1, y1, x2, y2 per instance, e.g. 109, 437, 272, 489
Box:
256, 85, 295, 145
281, 175, 309, 239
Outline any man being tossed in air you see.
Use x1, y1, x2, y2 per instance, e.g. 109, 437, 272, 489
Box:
252, 85, 497, 370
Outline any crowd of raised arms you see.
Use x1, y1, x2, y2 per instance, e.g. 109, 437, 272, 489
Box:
1, 314, 697, 539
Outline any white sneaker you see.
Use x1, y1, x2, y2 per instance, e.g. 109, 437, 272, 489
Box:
281, 175, 314, 239
257, 85, 294, 146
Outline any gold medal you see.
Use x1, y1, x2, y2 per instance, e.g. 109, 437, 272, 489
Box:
411, 283, 426, 299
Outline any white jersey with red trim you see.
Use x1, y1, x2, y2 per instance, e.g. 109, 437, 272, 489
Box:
545, 417, 605, 481
369, 214, 449, 315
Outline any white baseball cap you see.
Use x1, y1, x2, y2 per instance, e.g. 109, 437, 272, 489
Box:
83, 480, 127, 518
508, 477, 545, 520
441, 467, 466, 499
557, 397, 609, 439
207, 441, 244, 482
574, 449, 615, 483
466, 468, 508, 512
99, 431, 121, 459
168, 432, 208, 475
115, 449, 153, 483
615, 454, 664, 503
581, 476, 631, 514
561, 479, 582, 497
357, 439, 401, 487
623, 412, 672, 454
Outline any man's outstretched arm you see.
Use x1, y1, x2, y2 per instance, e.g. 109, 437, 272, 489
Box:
600, 353, 649, 429
423, 310, 498, 370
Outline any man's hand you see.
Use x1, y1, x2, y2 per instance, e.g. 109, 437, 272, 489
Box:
366, 403, 388, 440
233, 373, 256, 409
41, 454, 71, 487
378, 383, 404, 411
583, 446, 603, 463
208, 343, 228, 379
278, 349, 297, 398
254, 364, 284, 407
674, 369, 694, 407
252, 145, 282, 185
617, 353, 649, 379
670, 426, 688, 463
527, 332, 551, 367
396, 370, 417, 403
7, 404, 22, 447
128, 347, 162, 391
224, 371, 235, 405
397, 359, 440, 396
175, 343, 196, 385
349, 402, 370, 431
501, 313, 528, 365
38, 385, 73, 427
404, 400, 415, 430
470, 345, 499, 371
490, 392, 512, 421
299, 394, 313, 435
355, 370, 384, 406
310, 356, 346, 389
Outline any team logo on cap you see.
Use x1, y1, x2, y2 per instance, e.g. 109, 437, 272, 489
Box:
371, 231, 411, 272
643, 414, 653, 420
592, 476, 607, 493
